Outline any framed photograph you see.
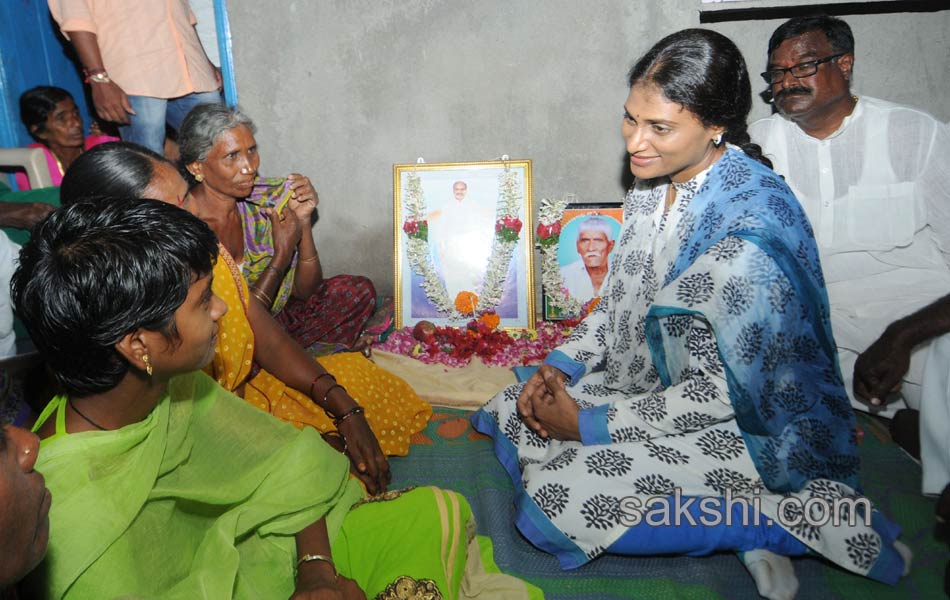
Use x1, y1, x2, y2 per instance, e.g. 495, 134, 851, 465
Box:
393, 160, 535, 329
540, 202, 623, 320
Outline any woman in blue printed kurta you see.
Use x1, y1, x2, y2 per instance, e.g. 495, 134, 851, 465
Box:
472, 29, 909, 597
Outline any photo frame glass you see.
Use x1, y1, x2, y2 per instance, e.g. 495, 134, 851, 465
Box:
543, 202, 623, 320
394, 160, 535, 329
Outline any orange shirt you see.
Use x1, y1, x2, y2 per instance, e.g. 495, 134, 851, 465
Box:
48, 0, 218, 98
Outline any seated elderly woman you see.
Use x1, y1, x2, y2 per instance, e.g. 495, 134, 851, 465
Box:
15, 198, 537, 599
0, 424, 49, 590
59, 142, 432, 492
15, 86, 117, 192
177, 103, 378, 353
473, 29, 910, 600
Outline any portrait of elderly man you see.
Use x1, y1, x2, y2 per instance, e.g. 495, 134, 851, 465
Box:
560, 216, 616, 301
750, 15, 950, 497
428, 180, 495, 302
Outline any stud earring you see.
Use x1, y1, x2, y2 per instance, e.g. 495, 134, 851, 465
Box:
194, 173, 204, 182
23, 448, 31, 456
143, 354, 153, 377
713, 133, 723, 146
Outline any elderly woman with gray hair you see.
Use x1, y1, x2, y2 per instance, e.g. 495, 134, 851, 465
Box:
177, 103, 377, 354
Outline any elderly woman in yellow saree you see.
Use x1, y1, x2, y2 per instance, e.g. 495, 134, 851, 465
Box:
60, 142, 432, 493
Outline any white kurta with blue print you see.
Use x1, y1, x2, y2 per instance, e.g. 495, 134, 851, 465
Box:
479, 162, 897, 580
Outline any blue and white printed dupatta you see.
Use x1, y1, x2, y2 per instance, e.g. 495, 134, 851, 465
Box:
474, 149, 905, 583
645, 148, 859, 494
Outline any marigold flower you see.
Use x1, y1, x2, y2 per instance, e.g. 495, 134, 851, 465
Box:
478, 312, 501, 330
454, 291, 479, 314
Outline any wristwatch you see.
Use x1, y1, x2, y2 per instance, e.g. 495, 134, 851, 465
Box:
83, 68, 111, 84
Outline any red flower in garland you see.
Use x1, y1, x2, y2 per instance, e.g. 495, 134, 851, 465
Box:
536, 220, 561, 239
403, 219, 428, 240
536, 219, 561, 248
495, 216, 523, 242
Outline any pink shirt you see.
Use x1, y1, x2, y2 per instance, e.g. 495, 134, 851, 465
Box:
47, 0, 218, 98
14, 135, 118, 190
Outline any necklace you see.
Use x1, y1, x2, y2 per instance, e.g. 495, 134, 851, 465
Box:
68, 397, 108, 431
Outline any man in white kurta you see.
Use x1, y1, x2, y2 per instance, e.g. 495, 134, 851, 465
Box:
429, 181, 496, 301
749, 15, 950, 495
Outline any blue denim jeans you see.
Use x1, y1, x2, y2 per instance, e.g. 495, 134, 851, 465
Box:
119, 91, 222, 154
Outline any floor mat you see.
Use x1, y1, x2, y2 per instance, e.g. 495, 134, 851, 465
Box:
389, 410, 945, 599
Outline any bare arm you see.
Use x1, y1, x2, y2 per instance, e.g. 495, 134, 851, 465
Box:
854, 293, 950, 406
246, 298, 390, 493
292, 519, 366, 599
65, 31, 134, 124
251, 208, 301, 309
291, 226, 322, 299
287, 173, 322, 299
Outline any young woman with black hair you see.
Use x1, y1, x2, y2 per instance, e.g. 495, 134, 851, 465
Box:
16, 198, 537, 599
473, 29, 910, 599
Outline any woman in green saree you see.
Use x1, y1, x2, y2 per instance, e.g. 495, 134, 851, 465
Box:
14, 199, 537, 599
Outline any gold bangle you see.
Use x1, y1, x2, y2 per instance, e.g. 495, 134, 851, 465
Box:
250, 287, 273, 306
298, 254, 319, 264
296, 553, 336, 576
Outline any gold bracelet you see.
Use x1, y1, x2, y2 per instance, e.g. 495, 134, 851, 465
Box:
296, 553, 336, 576
298, 254, 319, 264
250, 287, 273, 306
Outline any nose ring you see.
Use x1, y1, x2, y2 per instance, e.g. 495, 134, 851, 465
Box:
241, 167, 251, 175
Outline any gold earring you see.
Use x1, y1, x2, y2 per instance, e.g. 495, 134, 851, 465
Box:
194, 173, 204, 182
143, 354, 153, 376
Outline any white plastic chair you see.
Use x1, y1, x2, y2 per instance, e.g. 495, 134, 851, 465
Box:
0, 147, 54, 189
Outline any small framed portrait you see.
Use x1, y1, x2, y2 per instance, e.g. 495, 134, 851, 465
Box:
539, 202, 623, 320
393, 160, 535, 329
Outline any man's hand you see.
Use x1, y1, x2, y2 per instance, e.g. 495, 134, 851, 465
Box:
90, 80, 135, 125
0, 202, 54, 229
853, 330, 911, 409
64, 32, 135, 124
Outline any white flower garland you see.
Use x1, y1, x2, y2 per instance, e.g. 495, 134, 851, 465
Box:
536, 197, 583, 317
403, 168, 523, 321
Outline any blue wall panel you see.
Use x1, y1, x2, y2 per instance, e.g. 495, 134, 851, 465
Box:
0, 0, 91, 148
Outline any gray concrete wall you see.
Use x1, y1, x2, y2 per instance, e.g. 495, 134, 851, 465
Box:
227, 1, 950, 296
